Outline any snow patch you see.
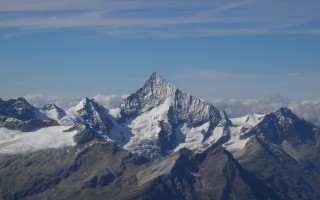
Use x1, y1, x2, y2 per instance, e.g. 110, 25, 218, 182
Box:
231, 113, 265, 127
109, 100, 171, 156
174, 122, 209, 151
223, 114, 265, 152
59, 103, 84, 126
126, 102, 170, 142
223, 126, 250, 152
204, 125, 225, 145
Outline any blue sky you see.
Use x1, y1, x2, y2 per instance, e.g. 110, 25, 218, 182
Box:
0, 0, 320, 101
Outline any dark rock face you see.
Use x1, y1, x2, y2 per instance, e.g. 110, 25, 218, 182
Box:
0, 98, 59, 131
236, 136, 320, 200
0, 117, 59, 132
0, 142, 281, 200
120, 72, 177, 119
226, 107, 320, 199
0, 97, 39, 121
241, 107, 318, 145
76, 98, 113, 134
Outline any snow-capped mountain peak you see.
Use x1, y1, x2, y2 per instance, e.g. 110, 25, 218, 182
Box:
41, 103, 66, 121
0, 98, 59, 131
0, 97, 49, 121
274, 107, 300, 123
145, 72, 175, 93
111, 73, 222, 157
60, 98, 113, 133
120, 73, 177, 119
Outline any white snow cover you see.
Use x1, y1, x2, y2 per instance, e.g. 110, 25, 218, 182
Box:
174, 122, 210, 151
127, 103, 169, 139
172, 113, 265, 153
231, 113, 265, 127
204, 126, 225, 145
59, 100, 85, 126
108, 97, 173, 156
0, 126, 77, 154
40, 108, 61, 121
223, 113, 265, 152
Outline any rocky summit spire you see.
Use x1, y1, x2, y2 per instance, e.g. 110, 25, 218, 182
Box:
120, 72, 177, 118
143, 72, 176, 96
72, 97, 113, 133
147, 72, 165, 83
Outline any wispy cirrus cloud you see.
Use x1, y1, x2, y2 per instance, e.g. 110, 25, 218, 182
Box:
0, 0, 319, 38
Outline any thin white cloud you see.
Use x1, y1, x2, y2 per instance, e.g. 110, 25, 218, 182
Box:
24, 93, 126, 110
0, 0, 319, 37
23, 93, 320, 126
24, 94, 83, 109
210, 95, 320, 126
91, 93, 128, 109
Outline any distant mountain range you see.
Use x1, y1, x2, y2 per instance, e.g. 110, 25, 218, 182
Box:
0, 73, 319, 200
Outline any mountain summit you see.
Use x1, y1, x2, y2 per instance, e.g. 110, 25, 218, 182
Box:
60, 97, 113, 133
112, 73, 222, 157
1, 73, 320, 199
41, 103, 66, 121
120, 72, 177, 118
0, 97, 58, 131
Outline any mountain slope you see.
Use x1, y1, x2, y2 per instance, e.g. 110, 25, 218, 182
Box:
41, 103, 66, 121
0, 141, 280, 200
0, 98, 59, 131
109, 72, 222, 158
1, 73, 320, 199
232, 108, 320, 199
60, 98, 113, 134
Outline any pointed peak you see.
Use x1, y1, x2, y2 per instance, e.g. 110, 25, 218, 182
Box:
150, 71, 161, 77
275, 107, 293, 115
42, 103, 58, 110
83, 97, 90, 103
272, 107, 301, 122
82, 97, 98, 105
75, 97, 90, 110
148, 72, 166, 82
139, 72, 176, 94
42, 103, 65, 112
17, 97, 28, 102
75, 97, 103, 111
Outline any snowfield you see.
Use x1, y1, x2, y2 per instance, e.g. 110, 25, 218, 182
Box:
223, 114, 265, 151
0, 126, 77, 154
